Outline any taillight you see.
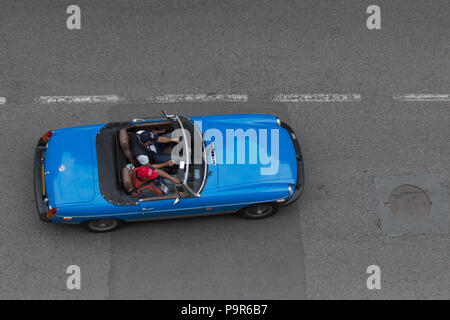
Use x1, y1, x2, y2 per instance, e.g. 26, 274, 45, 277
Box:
46, 207, 57, 220
42, 130, 53, 143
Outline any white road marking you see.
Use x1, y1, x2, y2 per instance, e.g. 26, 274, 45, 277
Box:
0, 97, 6, 105
273, 93, 362, 102
25, 93, 450, 104
393, 94, 450, 101
35, 95, 123, 104
146, 94, 248, 103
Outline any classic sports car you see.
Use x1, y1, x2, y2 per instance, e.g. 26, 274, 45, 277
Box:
34, 111, 304, 232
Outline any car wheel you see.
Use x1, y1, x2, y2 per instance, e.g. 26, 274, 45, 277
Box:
86, 219, 119, 232
240, 203, 278, 219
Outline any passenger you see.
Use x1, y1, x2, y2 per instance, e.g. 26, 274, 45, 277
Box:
130, 130, 181, 166
131, 165, 180, 197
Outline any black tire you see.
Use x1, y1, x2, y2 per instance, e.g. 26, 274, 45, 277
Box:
240, 203, 279, 219
86, 219, 119, 233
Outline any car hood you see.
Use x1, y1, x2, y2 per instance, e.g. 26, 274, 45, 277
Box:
44, 131, 97, 206
201, 117, 297, 189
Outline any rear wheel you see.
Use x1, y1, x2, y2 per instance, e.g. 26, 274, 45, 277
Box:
86, 219, 119, 232
240, 203, 278, 219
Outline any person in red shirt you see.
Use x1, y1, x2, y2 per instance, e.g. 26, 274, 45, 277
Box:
131, 166, 180, 197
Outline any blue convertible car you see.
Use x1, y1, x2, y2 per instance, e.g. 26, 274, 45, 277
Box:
34, 112, 304, 232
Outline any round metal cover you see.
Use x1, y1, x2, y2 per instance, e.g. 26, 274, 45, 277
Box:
387, 184, 431, 220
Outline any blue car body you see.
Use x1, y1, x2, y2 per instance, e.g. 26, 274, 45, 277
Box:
34, 113, 304, 227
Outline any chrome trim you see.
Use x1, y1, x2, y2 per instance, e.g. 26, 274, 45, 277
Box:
276, 117, 281, 126
57, 197, 287, 219
176, 116, 207, 197
140, 195, 178, 202
139, 197, 287, 213
185, 184, 201, 198
136, 213, 204, 222
135, 210, 237, 222
55, 212, 142, 219
193, 120, 209, 194
175, 115, 190, 185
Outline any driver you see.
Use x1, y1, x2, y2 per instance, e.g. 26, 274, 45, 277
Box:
130, 130, 181, 166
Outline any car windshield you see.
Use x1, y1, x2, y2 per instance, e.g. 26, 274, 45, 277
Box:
177, 116, 207, 194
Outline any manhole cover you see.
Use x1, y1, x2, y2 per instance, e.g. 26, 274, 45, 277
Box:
386, 184, 431, 220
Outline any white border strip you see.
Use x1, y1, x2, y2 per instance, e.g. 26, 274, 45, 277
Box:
393, 94, 450, 102
35, 95, 123, 104
0, 97, 6, 105
273, 93, 361, 102
146, 94, 248, 103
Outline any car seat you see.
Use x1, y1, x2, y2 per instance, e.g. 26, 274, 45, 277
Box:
119, 129, 138, 166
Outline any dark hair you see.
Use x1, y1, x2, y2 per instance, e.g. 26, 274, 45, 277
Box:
139, 131, 155, 143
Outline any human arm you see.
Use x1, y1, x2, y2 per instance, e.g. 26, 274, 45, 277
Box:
157, 136, 180, 144
156, 168, 180, 185
150, 160, 175, 169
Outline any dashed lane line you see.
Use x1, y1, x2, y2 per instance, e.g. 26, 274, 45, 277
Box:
35, 95, 123, 104
393, 94, 450, 102
145, 94, 248, 103
2, 93, 450, 105
273, 93, 362, 102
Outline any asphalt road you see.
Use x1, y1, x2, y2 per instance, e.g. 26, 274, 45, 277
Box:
0, 0, 449, 299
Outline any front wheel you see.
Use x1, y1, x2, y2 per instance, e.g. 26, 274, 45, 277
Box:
86, 219, 119, 233
240, 203, 278, 219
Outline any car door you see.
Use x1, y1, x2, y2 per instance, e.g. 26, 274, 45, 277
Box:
138, 193, 205, 220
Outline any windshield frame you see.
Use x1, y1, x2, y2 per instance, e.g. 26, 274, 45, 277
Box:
175, 116, 208, 197
175, 115, 190, 184
193, 119, 208, 194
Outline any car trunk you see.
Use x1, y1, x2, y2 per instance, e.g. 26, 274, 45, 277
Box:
44, 132, 96, 206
